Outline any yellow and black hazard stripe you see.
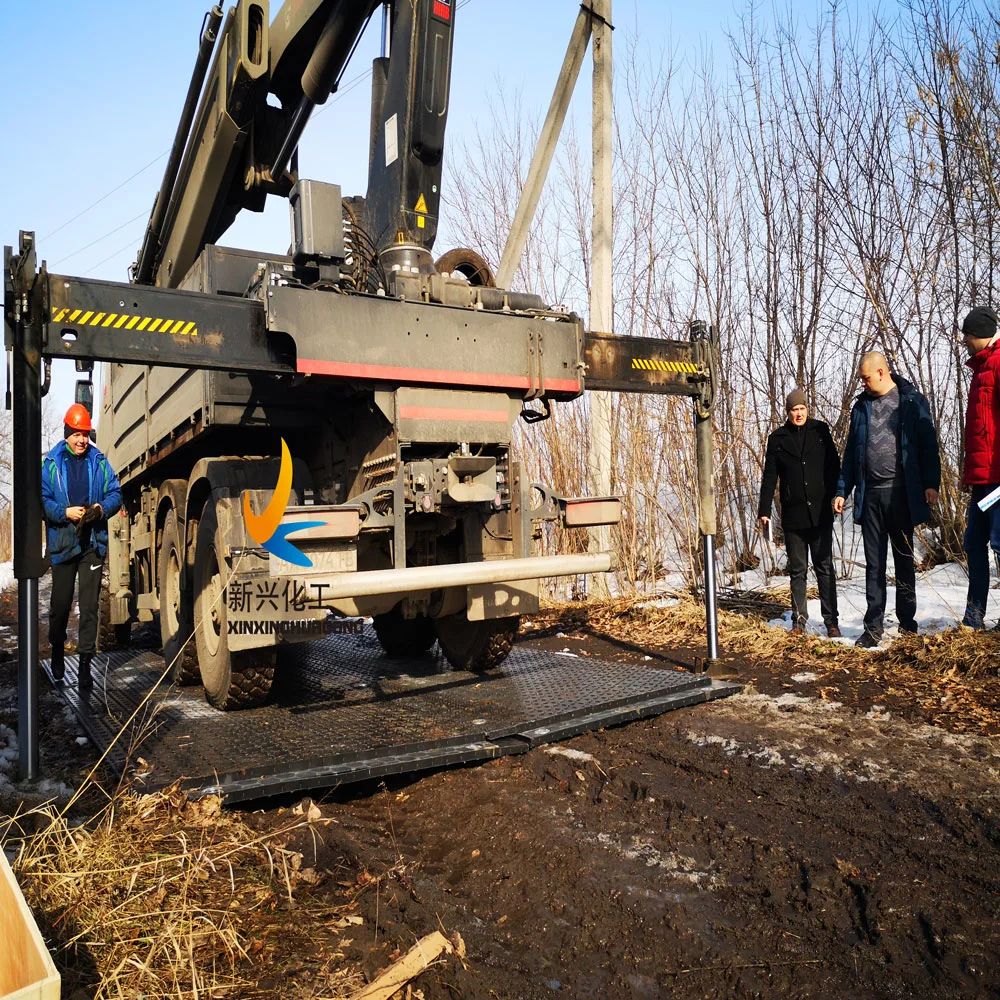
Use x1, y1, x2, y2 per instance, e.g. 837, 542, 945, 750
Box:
631, 358, 698, 373
49, 306, 199, 337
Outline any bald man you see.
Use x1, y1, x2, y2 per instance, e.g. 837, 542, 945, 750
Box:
834, 352, 940, 647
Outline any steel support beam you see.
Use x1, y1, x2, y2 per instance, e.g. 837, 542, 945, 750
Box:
582, 332, 705, 396
692, 321, 719, 663
8, 235, 45, 780
588, 0, 614, 598
495, 7, 593, 288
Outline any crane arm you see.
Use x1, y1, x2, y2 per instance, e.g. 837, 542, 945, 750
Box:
137, 0, 381, 288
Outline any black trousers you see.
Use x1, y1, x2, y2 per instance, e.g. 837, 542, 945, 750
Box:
860, 486, 916, 637
49, 548, 104, 657
784, 525, 838, 626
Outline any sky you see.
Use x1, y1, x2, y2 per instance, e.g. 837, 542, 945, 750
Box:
0, 0, 779, 434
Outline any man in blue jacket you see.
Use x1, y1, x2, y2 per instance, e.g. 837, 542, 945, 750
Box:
833, 352, 940, 648
42, 404, 123, 689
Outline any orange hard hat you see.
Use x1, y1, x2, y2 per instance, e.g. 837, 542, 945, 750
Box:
64, 403, 94, 433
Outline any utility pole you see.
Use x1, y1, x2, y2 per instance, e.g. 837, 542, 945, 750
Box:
588, 0, 613, 597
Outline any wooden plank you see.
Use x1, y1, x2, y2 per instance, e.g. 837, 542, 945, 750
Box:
0, 849, 60, 1000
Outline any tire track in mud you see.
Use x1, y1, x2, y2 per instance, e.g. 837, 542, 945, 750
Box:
326, 689, 1000, 999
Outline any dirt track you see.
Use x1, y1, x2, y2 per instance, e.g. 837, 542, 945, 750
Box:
3, 588, 1000, 998
297, 682, 1000, 999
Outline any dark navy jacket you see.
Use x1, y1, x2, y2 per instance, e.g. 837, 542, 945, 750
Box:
758, 418, 840, 531
42, 440, 122, 564
836, 375, 941, 525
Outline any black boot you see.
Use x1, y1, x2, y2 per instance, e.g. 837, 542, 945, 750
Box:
78, 653, 93, 691
51, 645, 65, 682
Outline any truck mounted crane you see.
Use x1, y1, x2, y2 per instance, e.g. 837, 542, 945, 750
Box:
6, 0, 719, 776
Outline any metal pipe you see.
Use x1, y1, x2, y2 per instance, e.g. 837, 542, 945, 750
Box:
381, 2, 391, 58
11, 234, 44, 780
691, 319, 719, 663
272, 2, 375, 182
135, 5, 223, 285
18, 579, 38, 781
271, 94, 314, 181
282, 551, 617, 599
496, 7, 592, 288
703, 534, 719, 662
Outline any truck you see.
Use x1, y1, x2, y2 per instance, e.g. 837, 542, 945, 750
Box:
9, 0, 717, 717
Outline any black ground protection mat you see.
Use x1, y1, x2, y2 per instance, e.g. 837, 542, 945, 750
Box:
45, 625, 738, 804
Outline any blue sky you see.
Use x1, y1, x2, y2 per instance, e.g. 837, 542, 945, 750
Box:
0, 0, 779, 428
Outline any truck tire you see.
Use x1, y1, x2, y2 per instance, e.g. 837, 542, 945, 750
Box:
373, 603, 436, 658
193, 502, 274, 710
159, 508, 198, 685
97, 586, 130, 651
434, 614, 520, 672
434, 247, 496, 287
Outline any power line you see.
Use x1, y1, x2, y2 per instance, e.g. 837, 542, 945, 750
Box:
82, 228, 146, 277
313, 68, 374, 120
42, 12, 474, 265
41, 153, 166, 241
50, 211, 149, 269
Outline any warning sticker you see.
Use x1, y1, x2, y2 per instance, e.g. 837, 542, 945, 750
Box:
385, 113, 398, 167
414, 193, 428, 214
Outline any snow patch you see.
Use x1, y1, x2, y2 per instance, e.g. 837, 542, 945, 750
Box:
791, 672, 819, 683
593, 832, 718, 886
545, 746, 596, 764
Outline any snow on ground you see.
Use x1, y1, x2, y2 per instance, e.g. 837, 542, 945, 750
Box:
0, 561, 13, 595
736, 529, 996, 645
683, 688, 1000, 798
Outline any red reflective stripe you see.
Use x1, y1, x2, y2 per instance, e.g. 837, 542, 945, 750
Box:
433, 0, 451, 19
297, 357, 580, 393
399, 405, 509, 423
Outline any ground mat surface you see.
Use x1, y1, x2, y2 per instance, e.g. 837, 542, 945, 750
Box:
45, 625, 737, 803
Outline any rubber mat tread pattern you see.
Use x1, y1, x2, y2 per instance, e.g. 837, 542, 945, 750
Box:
46, 624, 735, 801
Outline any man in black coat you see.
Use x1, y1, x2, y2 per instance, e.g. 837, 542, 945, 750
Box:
758, 389, 842, 636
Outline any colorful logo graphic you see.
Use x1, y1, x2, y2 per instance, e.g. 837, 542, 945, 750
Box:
244, 439, 325, 567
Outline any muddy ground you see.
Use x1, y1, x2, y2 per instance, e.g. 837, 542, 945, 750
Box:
2, 585, 1000, 999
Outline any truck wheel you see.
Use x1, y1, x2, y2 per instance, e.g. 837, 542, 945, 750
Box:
97, 587, 131, 651
434, 614, 520, 672
193, 503, 274, 710
373, 604, 436, 658
159, 508, 198, 685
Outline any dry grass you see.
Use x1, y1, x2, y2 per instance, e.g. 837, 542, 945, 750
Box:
535, 592, 1000, 678
530, 594, 1000, 735
3, 786, 368, 998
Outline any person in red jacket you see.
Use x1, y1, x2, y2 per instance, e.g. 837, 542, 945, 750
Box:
961, 305, 1000, 629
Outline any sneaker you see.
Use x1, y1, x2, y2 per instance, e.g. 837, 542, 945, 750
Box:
826, 624, 842, 638
50, 646, 65, 682
78, 653, 93, 691
856, 631, 881, 649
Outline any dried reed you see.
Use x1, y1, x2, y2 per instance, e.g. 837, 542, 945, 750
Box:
4, 785, 366, 998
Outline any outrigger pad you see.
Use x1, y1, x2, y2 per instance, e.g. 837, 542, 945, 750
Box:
46, 625, 738, 804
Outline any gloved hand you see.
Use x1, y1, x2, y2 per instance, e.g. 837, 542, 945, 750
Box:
75, 503, 104, 538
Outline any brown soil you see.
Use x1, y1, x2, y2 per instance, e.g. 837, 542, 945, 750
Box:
3, 588, 1000, 998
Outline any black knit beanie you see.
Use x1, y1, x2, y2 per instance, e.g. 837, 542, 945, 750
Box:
785, 389, 807, 412
962, 306, 999, 340
63, 424, 74, 439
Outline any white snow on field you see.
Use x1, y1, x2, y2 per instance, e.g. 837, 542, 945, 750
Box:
739, 534, 996, 645
0, 561, 14, 595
